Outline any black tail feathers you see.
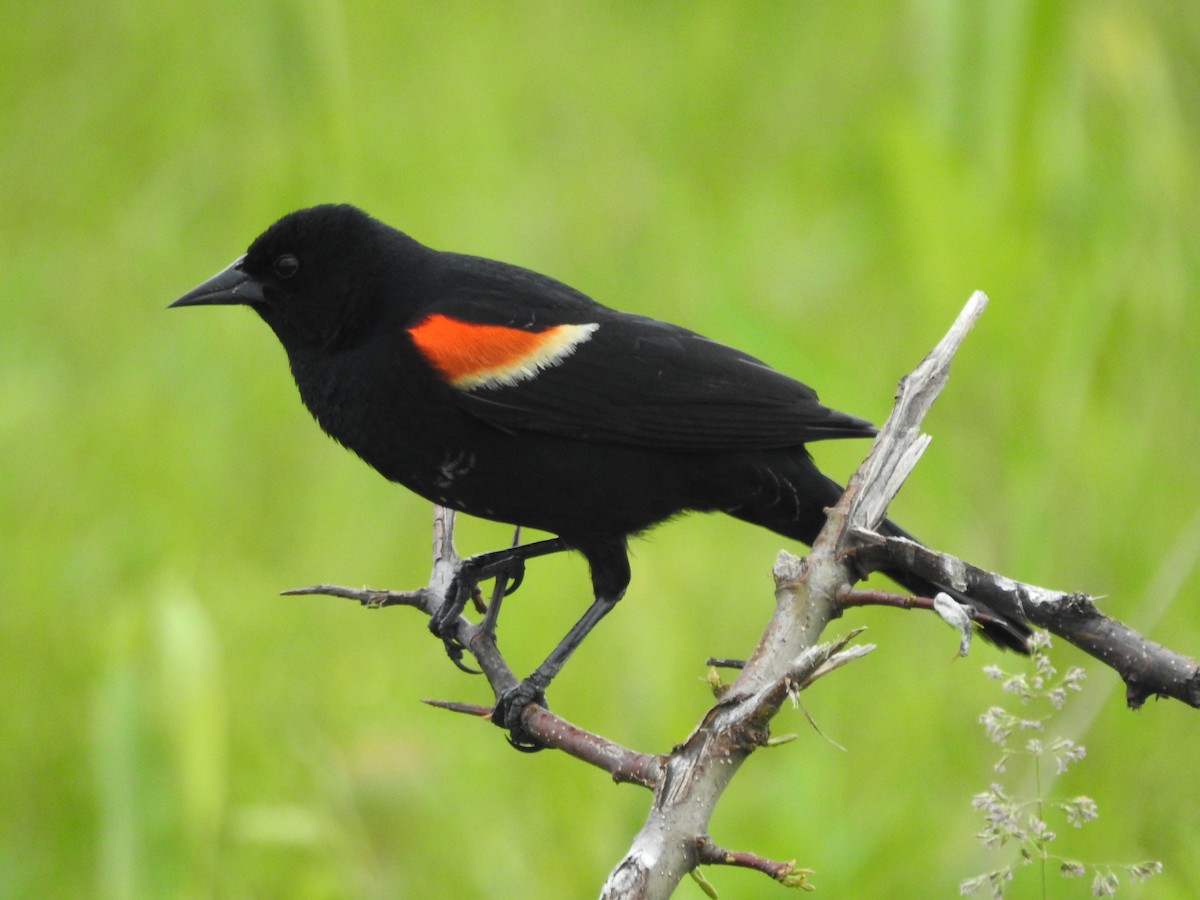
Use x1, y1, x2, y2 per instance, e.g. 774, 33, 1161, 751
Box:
874, 518, 1031, 653
731, 460, 1032, 653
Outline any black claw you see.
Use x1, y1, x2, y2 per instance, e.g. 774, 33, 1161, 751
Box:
506, 733, 545, 753
430, 541, 569, 682
430, 591, 483, 674
503, 561, 526, 596
443, 639, 482, 675
491, 679, 548, 751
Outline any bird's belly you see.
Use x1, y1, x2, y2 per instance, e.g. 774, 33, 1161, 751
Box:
295, 362, 717, 539
372, 430, 702, 540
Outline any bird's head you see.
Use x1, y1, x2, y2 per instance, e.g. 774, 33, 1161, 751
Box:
170, 204, 418, 354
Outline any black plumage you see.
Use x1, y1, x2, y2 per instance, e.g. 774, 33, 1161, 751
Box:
171, 204, 1030, 745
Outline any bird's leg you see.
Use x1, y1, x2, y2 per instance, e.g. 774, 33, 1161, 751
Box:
479, 526, 523, 637
429, 537, 568, 671
492, 590, 623, 751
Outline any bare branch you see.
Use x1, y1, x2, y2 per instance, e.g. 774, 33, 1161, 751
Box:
847, 531, 1200, 708
281, 583, 430, 609
825, 290, 987, 548
694, 837, 815, 890
599, 632, 874, 900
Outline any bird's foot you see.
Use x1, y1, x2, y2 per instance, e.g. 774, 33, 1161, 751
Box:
491, 677, 548, 752
470, 553, 527, 604
429, 588, 480, 674
498, 557, 526, 597
428, 548, 541, 674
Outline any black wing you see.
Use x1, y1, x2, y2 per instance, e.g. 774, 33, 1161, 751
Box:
418, 253, 876, 452
440, 322, 873, 455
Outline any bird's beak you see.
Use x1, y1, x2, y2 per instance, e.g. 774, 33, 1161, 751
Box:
168, 255, 265, 308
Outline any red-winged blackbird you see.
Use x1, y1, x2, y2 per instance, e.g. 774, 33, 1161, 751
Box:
171, 204, 1030, 744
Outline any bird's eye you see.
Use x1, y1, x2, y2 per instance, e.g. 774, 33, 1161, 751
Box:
273, 254, 301, 279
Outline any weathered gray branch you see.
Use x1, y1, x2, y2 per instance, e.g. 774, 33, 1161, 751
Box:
599, 291, 989, 898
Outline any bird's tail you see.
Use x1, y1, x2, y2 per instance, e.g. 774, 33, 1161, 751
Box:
872, 516, 1031, 653
729, 460, 1031, 653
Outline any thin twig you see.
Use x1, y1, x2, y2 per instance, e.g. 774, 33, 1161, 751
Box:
280, 584, 430, 609
695, 837, 815, 890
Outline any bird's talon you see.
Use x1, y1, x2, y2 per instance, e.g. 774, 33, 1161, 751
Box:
491, 679, 548, 751
452, 658, 483, 675
443, 640, 482, 674
503, 562, 526, 596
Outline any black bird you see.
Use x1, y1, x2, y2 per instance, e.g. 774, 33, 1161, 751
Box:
171, 204, 1030, 745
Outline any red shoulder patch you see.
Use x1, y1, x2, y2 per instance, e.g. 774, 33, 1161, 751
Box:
408, 314, 598, 390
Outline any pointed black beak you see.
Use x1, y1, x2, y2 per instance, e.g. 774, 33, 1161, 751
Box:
168, 256, 265, 308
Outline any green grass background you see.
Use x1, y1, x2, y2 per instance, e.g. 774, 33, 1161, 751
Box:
3, 2, 1199, 897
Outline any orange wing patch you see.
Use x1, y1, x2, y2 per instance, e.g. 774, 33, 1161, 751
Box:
408, 313, 599, 390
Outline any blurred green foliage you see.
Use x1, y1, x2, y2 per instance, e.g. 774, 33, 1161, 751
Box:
3, 2, 1199, 897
